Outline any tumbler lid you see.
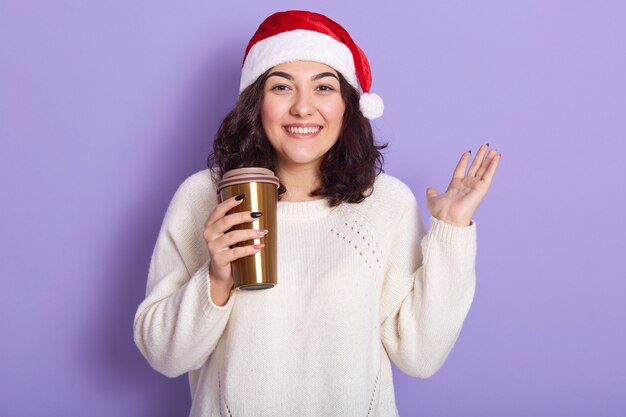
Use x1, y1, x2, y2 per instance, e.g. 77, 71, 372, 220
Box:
217, 167, 280, 191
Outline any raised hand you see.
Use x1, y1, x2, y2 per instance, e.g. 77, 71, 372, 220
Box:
426, 144, 501, 227
203, 194, 267, 286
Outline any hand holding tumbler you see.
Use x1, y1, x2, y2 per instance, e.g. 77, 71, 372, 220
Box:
217, 167, 279, 290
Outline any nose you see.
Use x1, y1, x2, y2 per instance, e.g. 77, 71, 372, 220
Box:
290, 90, 314, 117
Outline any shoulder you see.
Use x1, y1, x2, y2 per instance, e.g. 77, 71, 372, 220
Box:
176, 169, 218, 198
342, 172, 419, 228
366, 172, 419, 213
166, 169, 219, 220
371, 172, 416, 201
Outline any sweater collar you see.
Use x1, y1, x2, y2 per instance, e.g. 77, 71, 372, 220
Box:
277, 198, 336, 219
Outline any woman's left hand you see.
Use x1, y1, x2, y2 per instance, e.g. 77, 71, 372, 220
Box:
426, 143, 501, 227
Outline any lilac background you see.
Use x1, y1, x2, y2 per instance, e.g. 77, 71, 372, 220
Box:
1, 0, 625, 416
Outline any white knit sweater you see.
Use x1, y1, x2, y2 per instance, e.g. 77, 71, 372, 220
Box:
133, 169, 477, 417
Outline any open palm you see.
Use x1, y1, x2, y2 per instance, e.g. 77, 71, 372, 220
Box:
426, 144, 501, 227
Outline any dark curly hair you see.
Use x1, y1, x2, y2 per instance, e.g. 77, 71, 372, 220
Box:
206, 68, 387, 207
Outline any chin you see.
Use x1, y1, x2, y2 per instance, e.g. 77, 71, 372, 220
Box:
282, 153, 324, 166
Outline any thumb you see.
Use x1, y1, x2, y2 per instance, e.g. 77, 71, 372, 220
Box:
426, 187, 438, 199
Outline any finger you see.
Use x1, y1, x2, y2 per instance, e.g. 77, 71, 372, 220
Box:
205, 210, 262, 242
209, 228, 268, 254
475, 149, 498, 178
205, 194, 246, 228
479, 151, 501, 186
452, 151, 472, 179
211, 211, 263, 238
213, 244, 265, 267
467, 143, 490, 177
426, 187, 438, 199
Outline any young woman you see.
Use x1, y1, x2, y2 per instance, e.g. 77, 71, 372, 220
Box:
134, 10, 500, 417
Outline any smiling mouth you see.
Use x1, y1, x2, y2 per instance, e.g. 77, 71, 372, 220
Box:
284, 125, 323, 136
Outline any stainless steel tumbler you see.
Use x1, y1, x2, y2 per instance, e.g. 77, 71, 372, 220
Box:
217, 167, 279, 290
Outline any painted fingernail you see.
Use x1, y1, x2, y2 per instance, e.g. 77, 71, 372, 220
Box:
253, 243, 265, 250
235, 193, 245, 201
486, 143, 490, 147
468, 150, 471, 154
251, 212, 263, 218
257, 229, 268, 236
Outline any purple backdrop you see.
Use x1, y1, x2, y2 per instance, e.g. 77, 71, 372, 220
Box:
1, 1, 625, 416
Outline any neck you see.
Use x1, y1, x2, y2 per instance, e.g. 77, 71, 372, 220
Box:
275, 163, 322, 202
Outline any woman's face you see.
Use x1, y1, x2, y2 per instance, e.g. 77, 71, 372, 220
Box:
261, 61, 346, 172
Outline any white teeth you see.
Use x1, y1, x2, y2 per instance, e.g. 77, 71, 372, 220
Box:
285, 126, 321, 135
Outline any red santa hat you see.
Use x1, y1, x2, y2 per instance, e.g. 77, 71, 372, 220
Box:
240, 10, 384, 120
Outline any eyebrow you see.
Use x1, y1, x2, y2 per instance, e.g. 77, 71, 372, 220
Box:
312, 72, 339, 81
267, 71, 339, 81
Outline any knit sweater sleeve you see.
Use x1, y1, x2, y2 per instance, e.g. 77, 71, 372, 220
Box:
133, 172, 236, 378
378, 186, 476, 378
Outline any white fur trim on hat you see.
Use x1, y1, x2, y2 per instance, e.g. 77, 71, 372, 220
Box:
240, 30, 359, 93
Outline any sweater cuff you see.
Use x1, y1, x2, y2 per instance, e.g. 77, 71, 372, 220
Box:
428, 216, 477, 246
193, 261, 236, 317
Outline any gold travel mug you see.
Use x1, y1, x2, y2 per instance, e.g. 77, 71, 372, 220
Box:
217, 167, 279, 290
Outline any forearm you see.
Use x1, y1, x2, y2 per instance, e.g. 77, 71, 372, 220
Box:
134, 262, 235, 377
380, 216, 477, 378
381, 263, 475, 377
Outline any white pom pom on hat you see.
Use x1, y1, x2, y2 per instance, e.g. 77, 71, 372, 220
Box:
359, 92, 384, 120
240, 10, 384, 120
